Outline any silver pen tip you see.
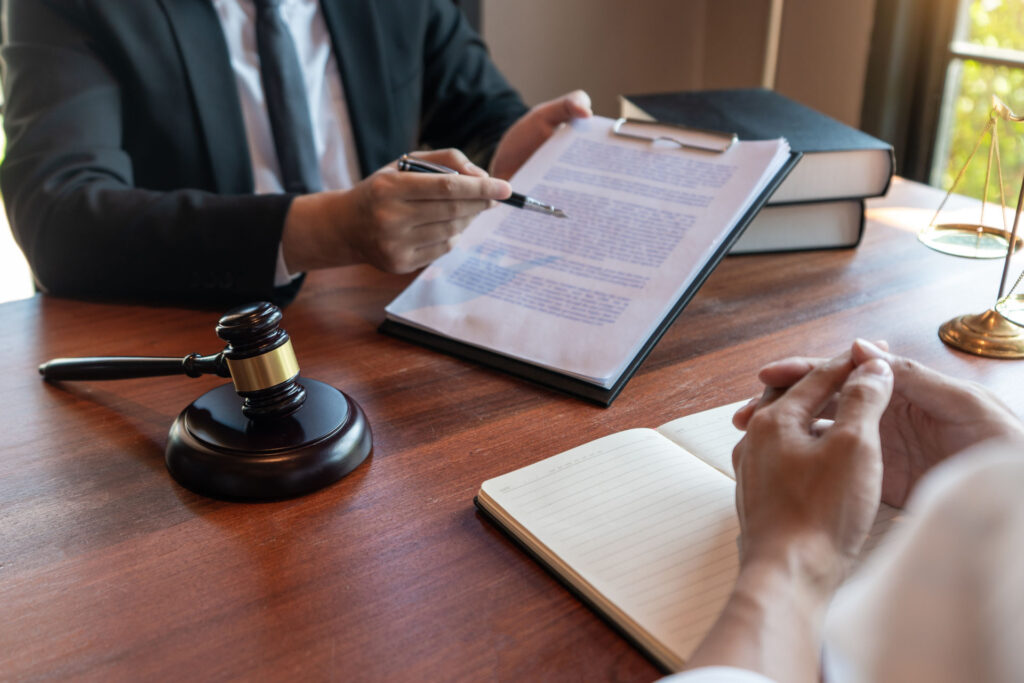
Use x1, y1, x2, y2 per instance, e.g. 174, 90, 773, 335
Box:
553, 209, 568, 219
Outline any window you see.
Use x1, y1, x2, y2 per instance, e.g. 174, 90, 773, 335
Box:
931, 0, 1024, 200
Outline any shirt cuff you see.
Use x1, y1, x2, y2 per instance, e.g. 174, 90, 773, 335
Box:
274, 242, 302, 286
658, 666, 778, 683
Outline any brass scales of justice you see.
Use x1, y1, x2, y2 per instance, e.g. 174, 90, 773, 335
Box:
920, 95, 1024, 358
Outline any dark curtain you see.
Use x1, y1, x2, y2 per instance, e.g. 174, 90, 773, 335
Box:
860, 0, 960, 182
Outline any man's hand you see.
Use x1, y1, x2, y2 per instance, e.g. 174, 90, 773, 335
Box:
734, 339, 1024, 506
489, 90, 592, 181
733, 351, 894, 587
281, 149, 511, 274
685, 351, 893, 681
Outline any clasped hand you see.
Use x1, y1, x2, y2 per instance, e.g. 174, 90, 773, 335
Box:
731, 344, 893, 590
732, 338, 1024, 586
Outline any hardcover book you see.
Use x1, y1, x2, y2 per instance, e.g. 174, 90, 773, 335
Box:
620, 88, 894, 205
730, 199, 865, 254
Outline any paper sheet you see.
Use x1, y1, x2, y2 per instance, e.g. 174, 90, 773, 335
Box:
386, 116, 789, 386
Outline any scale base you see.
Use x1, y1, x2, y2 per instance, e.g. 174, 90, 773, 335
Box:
166, 378, 371, 500
996, 294, 1024, 327
939, 308, 1024, 359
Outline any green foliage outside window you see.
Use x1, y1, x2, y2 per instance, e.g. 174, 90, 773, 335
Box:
940, 0, 1024, 203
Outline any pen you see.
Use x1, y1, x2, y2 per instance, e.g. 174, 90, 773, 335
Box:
398, 154, 568, 219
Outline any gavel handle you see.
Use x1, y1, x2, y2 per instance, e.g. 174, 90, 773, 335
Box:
39, 353, 229, 381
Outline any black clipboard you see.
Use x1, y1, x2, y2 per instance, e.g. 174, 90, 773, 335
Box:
380, 149, 801, 406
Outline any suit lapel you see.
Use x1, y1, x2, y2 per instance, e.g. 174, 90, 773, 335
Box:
319, 0, 394, 177
157, 0, 254, 193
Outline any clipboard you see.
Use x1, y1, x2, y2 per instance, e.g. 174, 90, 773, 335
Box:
380, 131, 800, 407
611, 117, 738, 153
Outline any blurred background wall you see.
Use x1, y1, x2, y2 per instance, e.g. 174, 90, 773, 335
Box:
481, 0, 877, 127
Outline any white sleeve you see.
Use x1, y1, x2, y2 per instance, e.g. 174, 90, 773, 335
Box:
824, 439, 1024, 683
274, 243, 302, 286
659, 667, 777, 683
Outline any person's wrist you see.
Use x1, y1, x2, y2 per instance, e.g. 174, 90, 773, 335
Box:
282, 192, 359, 272
740, 531, 849, 601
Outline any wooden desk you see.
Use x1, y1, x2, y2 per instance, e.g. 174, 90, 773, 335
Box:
2, 179, 1021, 680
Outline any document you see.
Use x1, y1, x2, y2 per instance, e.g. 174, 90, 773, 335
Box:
385, 116, 791, 391
475, 400, 902, 671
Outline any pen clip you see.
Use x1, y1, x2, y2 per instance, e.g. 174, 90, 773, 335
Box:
398, 154, 459, 175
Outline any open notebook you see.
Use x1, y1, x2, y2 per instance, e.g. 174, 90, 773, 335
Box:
475, 401, 901, 671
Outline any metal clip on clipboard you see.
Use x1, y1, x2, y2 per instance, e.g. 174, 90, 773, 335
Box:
611, 117, 738, 153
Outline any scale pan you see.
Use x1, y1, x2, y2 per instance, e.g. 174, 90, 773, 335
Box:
919, 222, 1024, 259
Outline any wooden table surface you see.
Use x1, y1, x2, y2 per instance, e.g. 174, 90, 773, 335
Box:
2, 178, 1021, 681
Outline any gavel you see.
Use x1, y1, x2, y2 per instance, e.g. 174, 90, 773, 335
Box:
39, 302, 372, 500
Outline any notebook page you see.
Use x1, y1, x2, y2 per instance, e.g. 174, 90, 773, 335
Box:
656, 400, 904, 542
480, 428, 739, 669
656, 400, 748, 479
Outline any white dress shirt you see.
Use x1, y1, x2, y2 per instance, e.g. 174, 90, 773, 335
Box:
823, 439, 1024, 683
212, 0, 363, 283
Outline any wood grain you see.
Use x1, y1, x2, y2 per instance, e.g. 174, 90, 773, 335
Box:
1, 178, 1020, 680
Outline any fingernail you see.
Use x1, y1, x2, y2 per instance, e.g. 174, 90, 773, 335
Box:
734, 397, 757, 415
854, 338, 885, 358
859, 358, 891, 377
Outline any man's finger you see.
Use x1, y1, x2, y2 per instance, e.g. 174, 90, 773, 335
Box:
534, 90, 593, 126
401, 197, 494, 225
732, 397, 759, 430
766, 352, 855, 426
757, 356, 822, 388
831, 358, 894, 435
850, 338, 983, 417
733, 386, 787, 431
396, 173, 510, 202
757, 341, 888, 389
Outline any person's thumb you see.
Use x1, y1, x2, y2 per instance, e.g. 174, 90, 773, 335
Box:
833, 358, 894, 432
535, 90, 592, 126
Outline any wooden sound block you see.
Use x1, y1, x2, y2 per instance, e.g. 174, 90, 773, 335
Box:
165, 378, 371, 500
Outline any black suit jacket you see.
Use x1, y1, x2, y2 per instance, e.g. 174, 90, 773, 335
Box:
0, 0, 527, 306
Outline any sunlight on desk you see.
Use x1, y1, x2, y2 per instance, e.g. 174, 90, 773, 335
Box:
0, 206, 34, 304
866, 178, 1008, 236
865, 206, 932, 233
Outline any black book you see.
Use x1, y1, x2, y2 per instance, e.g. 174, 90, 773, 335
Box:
621, 88, 894, 204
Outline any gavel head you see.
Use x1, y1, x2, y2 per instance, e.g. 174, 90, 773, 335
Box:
216, 302, 306, 420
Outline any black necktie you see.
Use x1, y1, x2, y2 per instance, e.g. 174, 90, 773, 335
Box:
254, 0, 323, 193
